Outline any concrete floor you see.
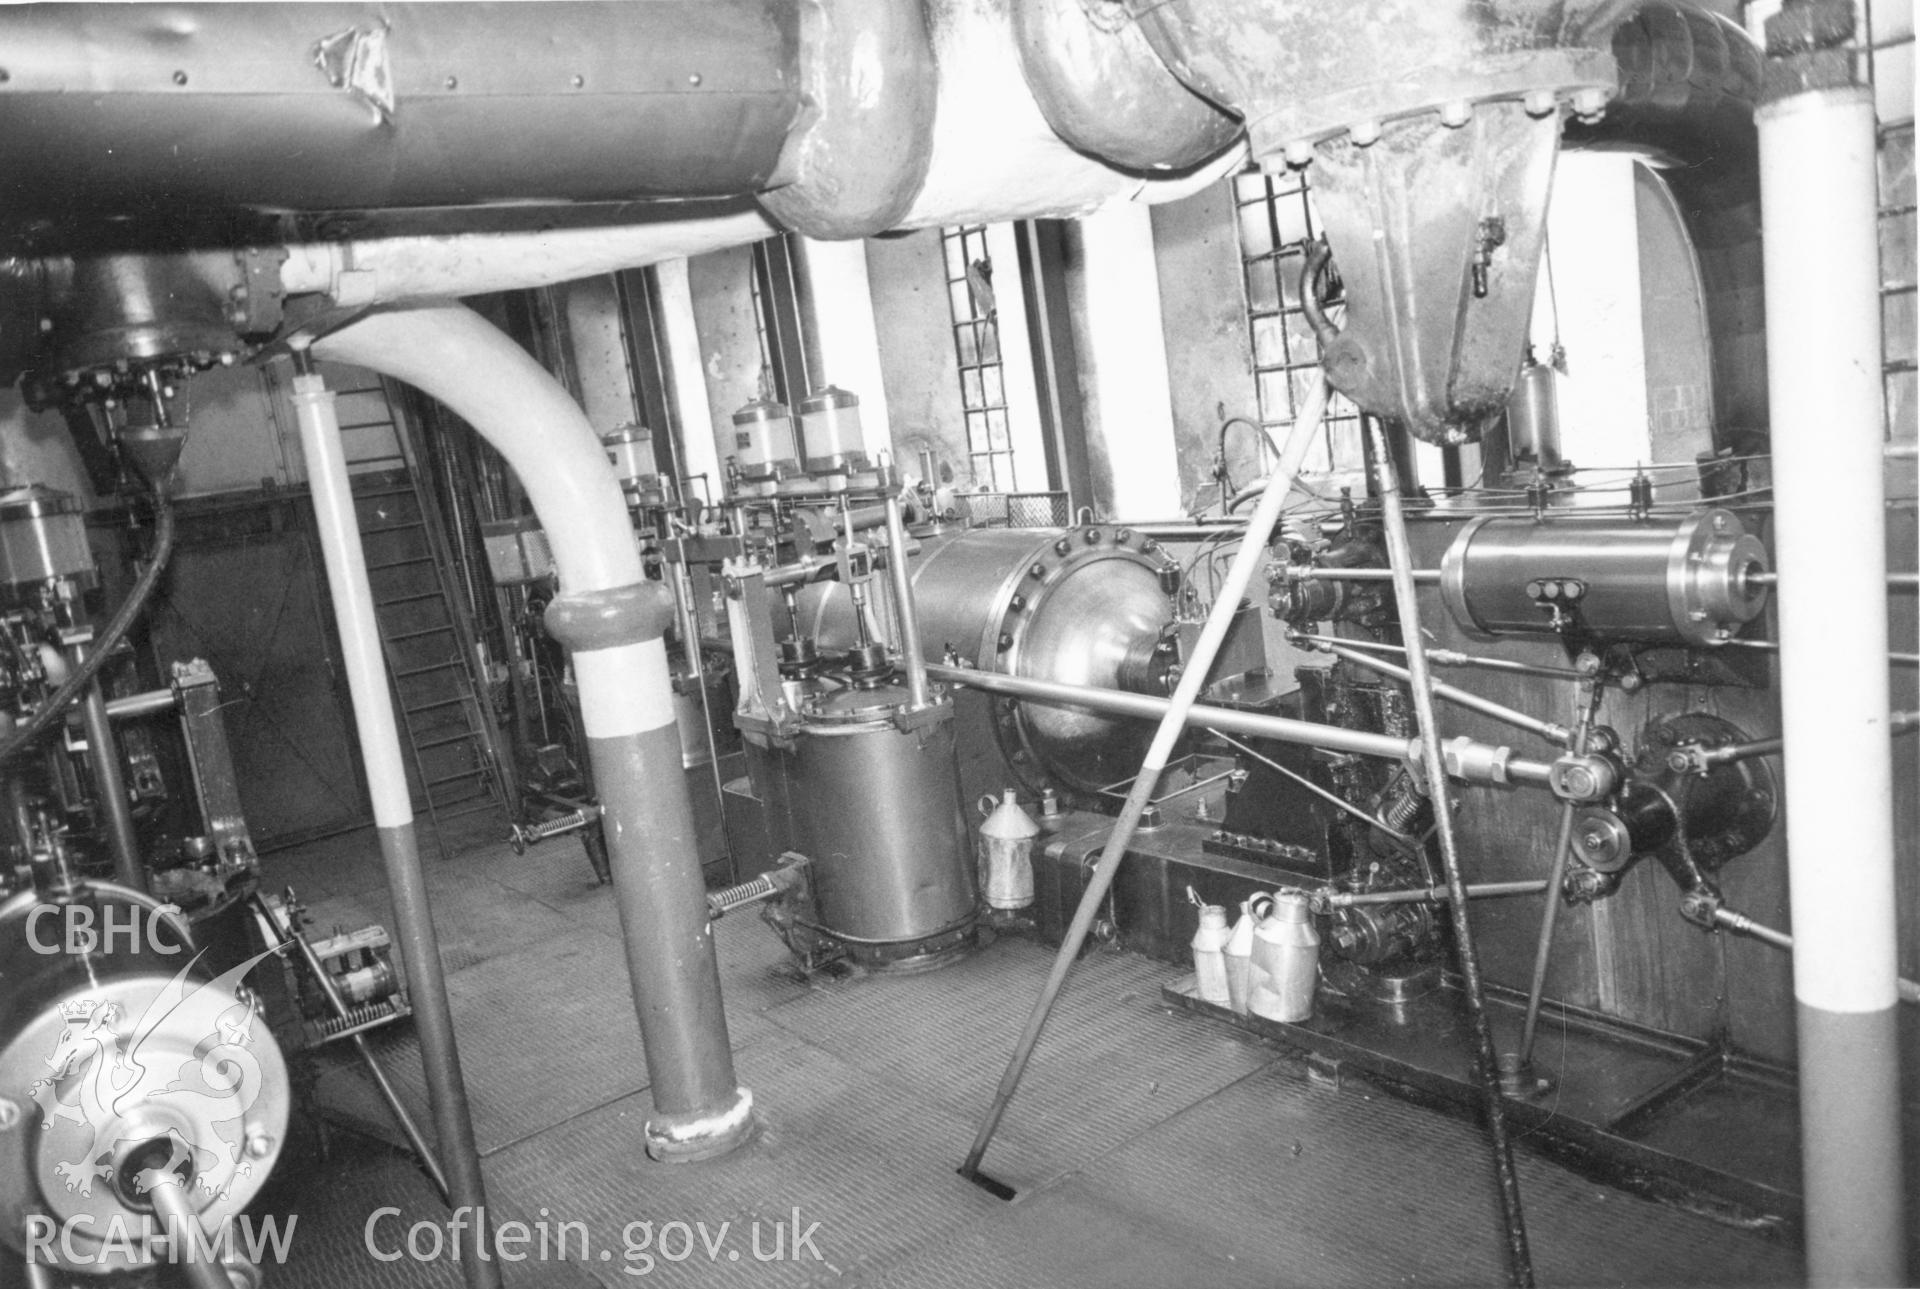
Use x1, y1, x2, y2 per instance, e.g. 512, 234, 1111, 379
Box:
250, 821, 1802, 1288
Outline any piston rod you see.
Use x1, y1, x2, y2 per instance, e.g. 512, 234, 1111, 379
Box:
1324, 880, 1548, 907
923, 664, 1556, 789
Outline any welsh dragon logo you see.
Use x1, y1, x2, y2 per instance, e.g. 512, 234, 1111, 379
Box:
28, 945, 284, 1204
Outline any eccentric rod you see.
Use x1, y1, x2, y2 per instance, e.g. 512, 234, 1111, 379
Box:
1316, 639, 1572, 745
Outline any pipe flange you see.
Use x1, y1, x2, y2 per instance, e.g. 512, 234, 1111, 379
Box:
545, 580, 676, 651
644, 1087, 757, 1164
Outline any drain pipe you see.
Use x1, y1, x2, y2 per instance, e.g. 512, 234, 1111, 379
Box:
286, 351, 498, 1287
1755, 8, 1907, 1284
313, 304, 754, 1163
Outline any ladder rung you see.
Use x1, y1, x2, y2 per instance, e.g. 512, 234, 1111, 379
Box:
377, 591, 446, 608
362, 522, 426, 536
339, 422, 398, 431
394, 660, 463, 680
368, 556, 436, 572
403, 697, 468, 715
387, 625, 455, 643
424, 769, 482, 789
353, 486, 418, 501
414, 730, 480, 751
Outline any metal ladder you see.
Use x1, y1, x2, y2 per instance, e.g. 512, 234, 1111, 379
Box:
329, 372, 513, 856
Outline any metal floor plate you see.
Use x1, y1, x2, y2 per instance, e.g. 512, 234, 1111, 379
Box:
252, 829, 1801, 1288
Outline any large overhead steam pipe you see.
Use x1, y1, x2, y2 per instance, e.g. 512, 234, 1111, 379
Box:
312, 304, 755, 1163
1755, 14, 1907, 1286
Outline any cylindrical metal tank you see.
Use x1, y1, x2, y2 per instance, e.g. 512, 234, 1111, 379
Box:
796, 525, 1181, 795
1505, 353, 1564, 472
786, 680, 974, 968
1438, 508, 1770, 646
0, 486, 95, 590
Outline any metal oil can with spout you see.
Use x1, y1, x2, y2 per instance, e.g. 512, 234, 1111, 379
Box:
1248, 888, 1320, 1023
977, 789, 1039, 910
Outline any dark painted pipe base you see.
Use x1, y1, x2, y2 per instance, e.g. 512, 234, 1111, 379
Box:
376, 822, 499, 1288
590, 724, 753, 1163
1796, 1001, 1907, 1287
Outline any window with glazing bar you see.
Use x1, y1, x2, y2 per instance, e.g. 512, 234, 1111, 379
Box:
1231, 168, 1366, 487
941, 225, 1018, 491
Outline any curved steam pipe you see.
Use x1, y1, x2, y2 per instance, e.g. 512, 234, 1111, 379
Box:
310, 304, 756, 1163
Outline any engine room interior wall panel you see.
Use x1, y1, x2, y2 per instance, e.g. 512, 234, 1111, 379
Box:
1534, 155, 1650, 495
561, 275, 643, 437
143, 497, 372, 847
1635, 166, 1719, 481
1150, 180, 1262, 517
865, 228, 976, 483
687, 242, 772, 470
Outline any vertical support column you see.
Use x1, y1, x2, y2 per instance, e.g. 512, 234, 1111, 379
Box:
656, 258, 723, 504
1756, 22, 1907, 1286
287, 357, 500, 1289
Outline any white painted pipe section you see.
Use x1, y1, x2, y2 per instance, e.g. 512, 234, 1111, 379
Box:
795, 237, 894, 455
982, 221, 1052, 492
279, 212, 779, 309
1763, 86, 1900, 1016
1758, 83, 1906, 1288
288, 370, 413, 828
655, 258, 722, 501
1072, 204, 1184, 517
312, 304, 644, 597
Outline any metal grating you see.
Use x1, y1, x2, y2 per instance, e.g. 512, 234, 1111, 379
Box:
262, 831, 1804, 1289
959, 490, 1070, 529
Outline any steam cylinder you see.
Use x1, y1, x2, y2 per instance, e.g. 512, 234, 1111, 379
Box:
796, 525, 1180, 795
785, 682, 974, 965
0, 486, 95, 590
1438, 508, 1770, 646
